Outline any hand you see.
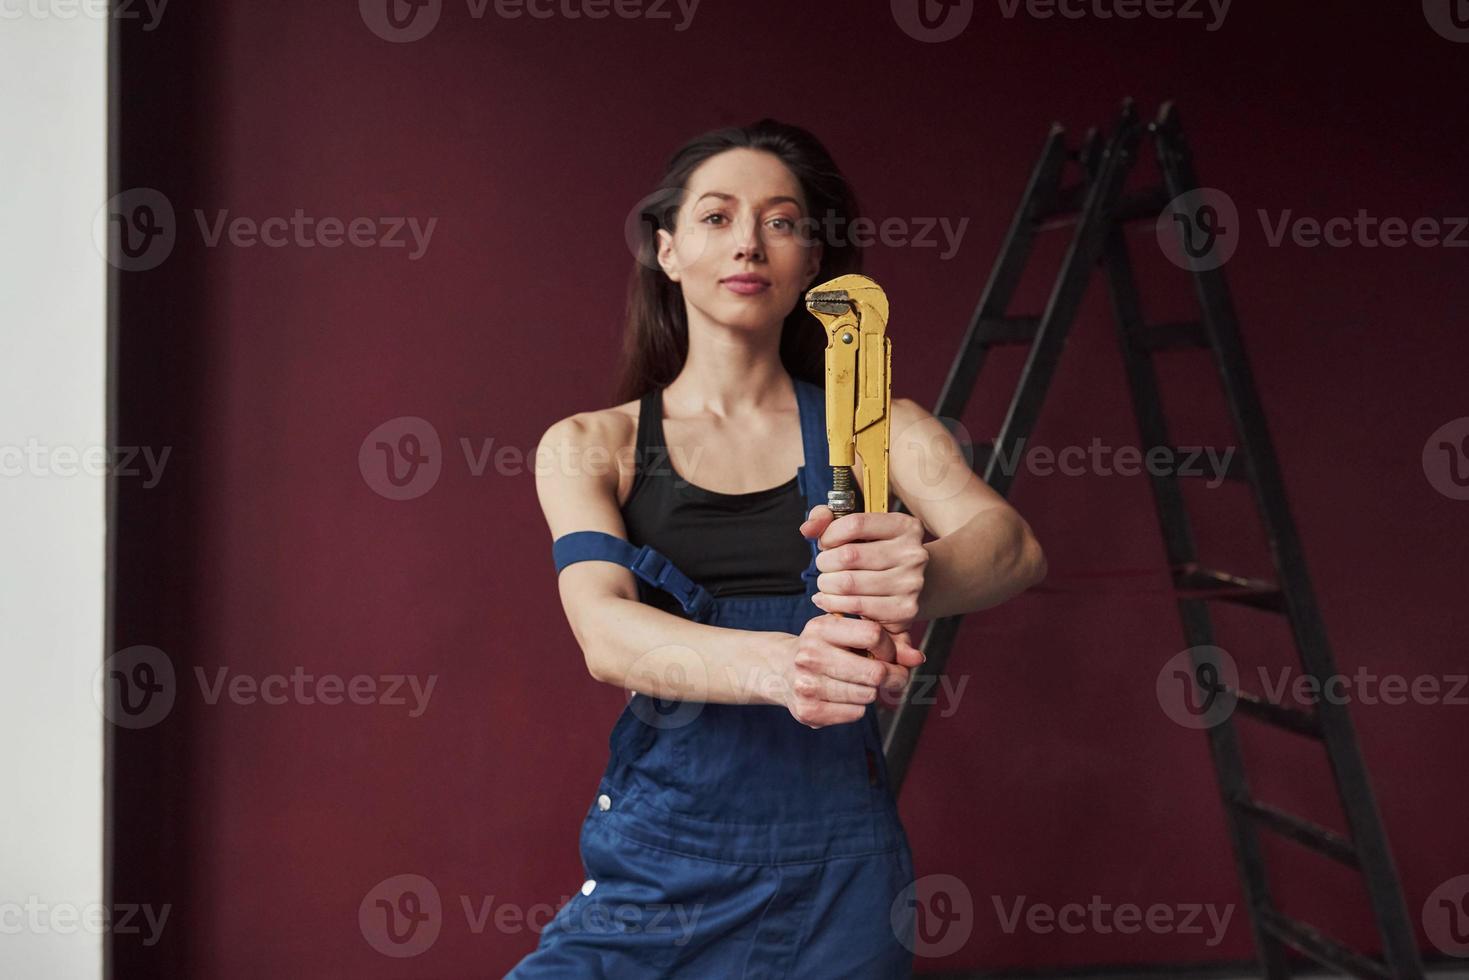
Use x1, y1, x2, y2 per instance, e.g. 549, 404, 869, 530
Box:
775, 614, 925, 729
800, 505, 929, 658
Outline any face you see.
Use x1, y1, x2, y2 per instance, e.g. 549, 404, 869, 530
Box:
656, 148, 823, 332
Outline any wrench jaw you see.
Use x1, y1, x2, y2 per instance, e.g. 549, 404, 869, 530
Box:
803, 274, 893, 519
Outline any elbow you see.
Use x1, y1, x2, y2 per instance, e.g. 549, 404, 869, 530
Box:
1009, 513, 1046, 591
1023, 532, 1048, 589
584, 650, 620, 686
563, 599, 626, 687
577, 633, 625, 687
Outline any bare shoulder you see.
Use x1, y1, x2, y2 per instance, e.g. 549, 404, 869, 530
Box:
537, 399, 639, 454
534, 398, 641, 538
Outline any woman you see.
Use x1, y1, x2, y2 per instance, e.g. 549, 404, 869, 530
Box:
510, 118, 1047, 978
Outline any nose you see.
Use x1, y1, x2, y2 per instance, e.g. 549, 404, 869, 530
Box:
732, 216, 764, 262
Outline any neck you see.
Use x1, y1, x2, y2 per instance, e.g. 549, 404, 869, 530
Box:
666, 310, 793, 418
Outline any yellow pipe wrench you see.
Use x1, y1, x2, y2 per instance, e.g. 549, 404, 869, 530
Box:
804, 274, 892, 518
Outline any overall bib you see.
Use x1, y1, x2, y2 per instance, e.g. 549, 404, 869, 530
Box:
507, 377, 916, 979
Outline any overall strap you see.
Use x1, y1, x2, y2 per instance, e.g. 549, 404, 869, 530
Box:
551, 530, 715, 621
792, 377, 830, 591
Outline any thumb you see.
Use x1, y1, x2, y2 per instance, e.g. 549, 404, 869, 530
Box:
799, 504, 835, 540
889, 627, 925, 667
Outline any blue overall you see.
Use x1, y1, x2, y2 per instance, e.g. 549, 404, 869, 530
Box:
506, 377, 915, 979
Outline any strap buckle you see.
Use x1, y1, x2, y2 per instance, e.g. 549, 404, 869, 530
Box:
631, 546, 713, 619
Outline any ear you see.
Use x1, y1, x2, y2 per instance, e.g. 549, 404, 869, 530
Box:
805, 241, 823, 285
656, 228, 680, 283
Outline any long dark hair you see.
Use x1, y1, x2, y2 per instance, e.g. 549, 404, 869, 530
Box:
614, 118, 863, 404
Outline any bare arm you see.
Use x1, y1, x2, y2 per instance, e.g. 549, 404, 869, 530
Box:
534, 412, 917, 721
807, 397, 1048, 628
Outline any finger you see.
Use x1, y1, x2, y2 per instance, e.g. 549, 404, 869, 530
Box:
796, 635, 888, 687
890, 629, 926, 667
817, 512, 916, 550
868, 627, 899, 665
811, 590, 917, 625
808, 613, 888, 655
815, 568, 916, 599
791, 698, 868, 729
792, 669, 880, 706
813, 539, 909, 574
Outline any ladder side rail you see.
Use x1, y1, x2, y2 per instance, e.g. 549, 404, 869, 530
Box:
1152, 104, 1424, 979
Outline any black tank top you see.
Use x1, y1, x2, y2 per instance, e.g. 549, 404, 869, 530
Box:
620, 385, 813, 617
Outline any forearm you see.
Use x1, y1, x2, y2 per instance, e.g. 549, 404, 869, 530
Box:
571, 596, 795, 706
916, 508, 1047, 621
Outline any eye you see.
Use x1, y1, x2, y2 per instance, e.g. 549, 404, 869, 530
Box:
768, 216, 796, 231
700, 211, 729, 226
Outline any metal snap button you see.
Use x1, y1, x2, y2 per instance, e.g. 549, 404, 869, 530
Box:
581, 879, 597, 896
597, 793, 611, 811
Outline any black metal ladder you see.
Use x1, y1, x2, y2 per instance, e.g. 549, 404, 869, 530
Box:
879, 99, 1423, 979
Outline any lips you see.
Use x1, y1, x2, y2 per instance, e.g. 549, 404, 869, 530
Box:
721, 274, 771, 295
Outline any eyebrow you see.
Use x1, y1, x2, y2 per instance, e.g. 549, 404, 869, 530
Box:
692, 192, 801, 208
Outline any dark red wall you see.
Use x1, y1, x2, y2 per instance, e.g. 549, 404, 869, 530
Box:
113, 1, 1469, 975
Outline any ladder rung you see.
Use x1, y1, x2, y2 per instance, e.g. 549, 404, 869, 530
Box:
1166, 445, 1245, 482
1233, 797, 1358, 866
978, 316, 1040, 346
1031, 183, 1087, 222
1032, 185, 1170, 227
1130, 319, 1209, 352
1173, 564, 1285, 613
1258, 909, 1393, 979
1115, 185, 1170, 222
1231, 689, 1323, 738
